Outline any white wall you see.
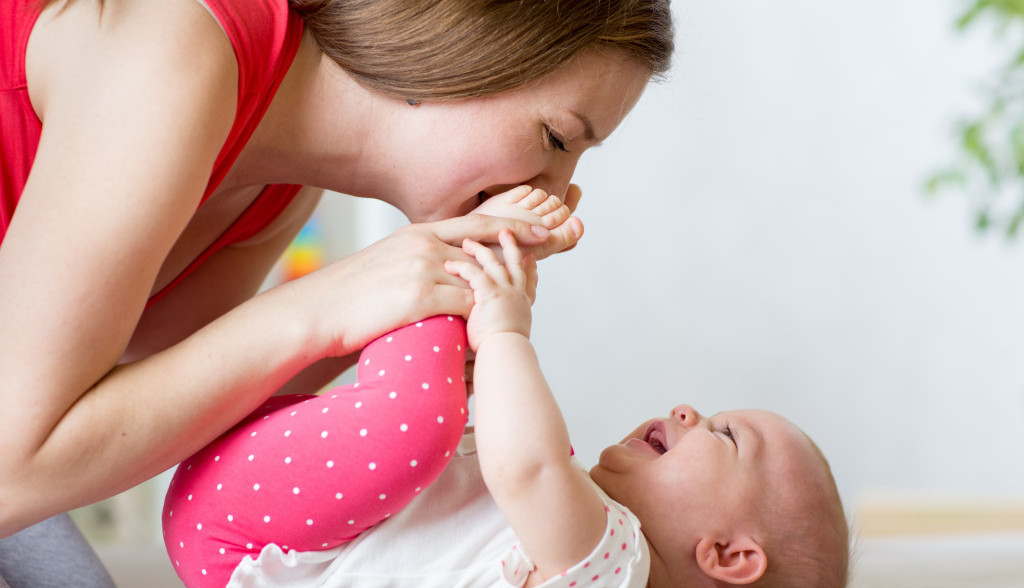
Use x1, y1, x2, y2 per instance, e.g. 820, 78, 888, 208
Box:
330, 0, 1024, 514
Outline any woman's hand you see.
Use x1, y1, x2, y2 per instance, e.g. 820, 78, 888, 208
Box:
283, 213, 555, 359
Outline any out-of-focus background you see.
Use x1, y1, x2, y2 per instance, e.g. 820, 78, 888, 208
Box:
75, 1, 1024, 586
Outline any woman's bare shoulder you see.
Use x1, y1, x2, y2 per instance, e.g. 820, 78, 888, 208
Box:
26, 0, 238, 122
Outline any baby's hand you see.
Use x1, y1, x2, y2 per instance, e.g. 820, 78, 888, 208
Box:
444, 229, 537, 351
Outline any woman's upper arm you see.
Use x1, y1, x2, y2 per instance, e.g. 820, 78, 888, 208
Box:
0, 0, 237, 453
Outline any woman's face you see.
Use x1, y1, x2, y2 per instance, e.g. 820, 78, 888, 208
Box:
365, 49, 652, 222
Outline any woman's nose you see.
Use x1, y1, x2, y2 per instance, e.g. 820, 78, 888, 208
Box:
669, 404, 702, 428
526, 156, 581, 200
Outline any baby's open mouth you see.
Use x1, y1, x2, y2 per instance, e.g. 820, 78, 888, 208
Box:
644, 423, 668, 455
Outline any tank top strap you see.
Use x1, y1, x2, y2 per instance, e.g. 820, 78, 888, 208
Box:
197, 0, 304, 203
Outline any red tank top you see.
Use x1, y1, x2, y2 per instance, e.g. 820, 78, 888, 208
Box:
0, 0, 304, 306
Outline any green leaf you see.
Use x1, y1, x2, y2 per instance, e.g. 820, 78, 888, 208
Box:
1008, 206, 1024, 237
963, 122, 1000, 184
976, 209, 992, 232
957, 2, 987, 29
1012, 124, 1024, 173
935, 0, 1024, 239
924, 169, 967, 193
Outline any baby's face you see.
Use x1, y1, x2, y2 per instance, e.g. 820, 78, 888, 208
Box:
590, 406, 821, 565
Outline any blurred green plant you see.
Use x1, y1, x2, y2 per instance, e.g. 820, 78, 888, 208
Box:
927, 0, 1024, 236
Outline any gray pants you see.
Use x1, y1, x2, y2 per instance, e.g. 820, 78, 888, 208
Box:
0, 514, 116, 588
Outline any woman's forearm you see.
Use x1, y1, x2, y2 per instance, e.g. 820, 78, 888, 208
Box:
0, 284, 320, 538
0, 212, 553, 537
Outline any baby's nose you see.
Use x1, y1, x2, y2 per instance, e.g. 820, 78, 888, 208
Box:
669, 404, 701, 427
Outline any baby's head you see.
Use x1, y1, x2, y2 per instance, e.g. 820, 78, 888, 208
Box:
590, 405, 848, 587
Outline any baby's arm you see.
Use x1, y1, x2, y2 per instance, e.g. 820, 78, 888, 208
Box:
445, 232, 606, 582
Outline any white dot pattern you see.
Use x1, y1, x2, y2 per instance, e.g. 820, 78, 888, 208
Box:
163, 316, 469, 587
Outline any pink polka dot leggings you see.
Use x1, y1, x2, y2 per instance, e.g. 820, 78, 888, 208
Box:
163, 316, 469, 587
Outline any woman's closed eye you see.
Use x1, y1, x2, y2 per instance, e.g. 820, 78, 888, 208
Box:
545, 126, 570, 153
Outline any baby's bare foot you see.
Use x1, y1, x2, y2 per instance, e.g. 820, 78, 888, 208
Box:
473, 186, 583, 258
474, 185, 569, 228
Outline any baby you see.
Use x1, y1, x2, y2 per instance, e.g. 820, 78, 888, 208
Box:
163, 187, 849, 587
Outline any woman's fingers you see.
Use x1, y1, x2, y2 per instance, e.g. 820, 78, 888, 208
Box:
414, 205, 582, 262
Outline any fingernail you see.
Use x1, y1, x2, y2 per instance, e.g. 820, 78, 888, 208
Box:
571, 218, 584, 238
530, 225, 550, 238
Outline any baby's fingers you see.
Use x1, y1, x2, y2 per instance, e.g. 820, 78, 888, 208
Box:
461, 238, 511, 285
497, 229, 527, 289
444, 259, 490, 293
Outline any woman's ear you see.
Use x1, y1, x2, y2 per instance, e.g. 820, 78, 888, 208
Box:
694, 535, 767, 585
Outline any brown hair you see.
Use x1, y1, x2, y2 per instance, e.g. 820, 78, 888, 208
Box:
752, 438, 850, 588
288, 0, 674, 101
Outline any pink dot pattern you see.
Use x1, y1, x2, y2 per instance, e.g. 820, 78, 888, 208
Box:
163, 316, 469, 587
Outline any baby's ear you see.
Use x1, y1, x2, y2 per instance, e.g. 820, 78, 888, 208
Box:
694, 535, 767, 585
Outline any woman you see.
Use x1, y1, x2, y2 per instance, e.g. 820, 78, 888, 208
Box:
0, 0, 672, 583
